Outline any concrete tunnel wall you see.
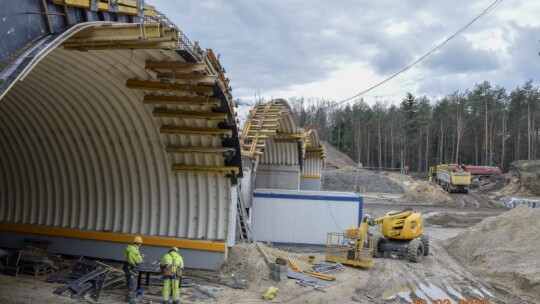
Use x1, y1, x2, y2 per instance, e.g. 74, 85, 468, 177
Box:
0, 21, 240, 269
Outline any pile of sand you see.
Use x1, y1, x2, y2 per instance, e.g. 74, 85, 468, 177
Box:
479, 160, 540, 199
385, 172, 452, 204
444, 205, 540, 301
510, 160, 540, 196
218, 243, 321, 284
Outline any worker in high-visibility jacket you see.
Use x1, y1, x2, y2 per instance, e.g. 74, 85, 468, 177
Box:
123, 236, 144, 303
160, 247, 184, 304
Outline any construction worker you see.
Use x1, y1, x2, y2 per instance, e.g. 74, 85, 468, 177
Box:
123, 236, 144, 303
160, 247, 184, 304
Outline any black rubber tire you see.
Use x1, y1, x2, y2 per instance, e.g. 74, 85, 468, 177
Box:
463, 189, 469, 194
421, 234, 429, 256
373, 236, 385, 258
407, 238, 424, 263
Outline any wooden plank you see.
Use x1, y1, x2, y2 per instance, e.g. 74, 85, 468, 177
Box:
146, 61, 206, 72
144, 95, 220, 106
256, 243, 271, 266
160, 125, 233, 136
303, 270, 335, 281
53, 0, 90, 9
126, 80, 214, 95
156, 72, 216, 85
143, 95, 220, 106
53, 0, 157, 16
66, 23, 162, 40
153, 108, 227, 120
166, 145, 235, 154
171, 165, 239, 175
246, 130, 276, 135
287, 257, 301, 272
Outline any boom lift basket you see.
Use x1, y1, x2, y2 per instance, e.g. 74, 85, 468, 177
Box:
325, 232, 373, 268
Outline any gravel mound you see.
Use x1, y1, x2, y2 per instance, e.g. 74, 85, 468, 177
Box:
385, 172, 452, 204
322, 141, 358, 170
444, 205, 540, 301
322, 170, 404, 194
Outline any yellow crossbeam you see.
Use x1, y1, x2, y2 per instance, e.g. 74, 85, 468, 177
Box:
160, 125, 233, 136
143, 95, 221, 106
156, 72, 216, 85
171, 165, 239, 175
153, 108, 227, 120
146, 61, 206, 72
276, 132, 305, 139
166, 145, 236, 154
65, 23, 163, 41
126, 79, 214, 95
246, 129, 276, 135
52, 0, 157, 16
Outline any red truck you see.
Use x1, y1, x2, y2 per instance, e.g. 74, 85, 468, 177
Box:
451, 164, 501, 181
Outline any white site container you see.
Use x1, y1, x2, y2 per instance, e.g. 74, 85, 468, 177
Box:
251, 189, 363, 245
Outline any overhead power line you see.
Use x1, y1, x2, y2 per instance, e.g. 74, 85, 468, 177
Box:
334, 0, 503, 106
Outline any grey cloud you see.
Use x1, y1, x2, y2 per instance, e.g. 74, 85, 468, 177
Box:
505, 23, 540, 81
422, 36, 500, 73
150, 0, 521, 99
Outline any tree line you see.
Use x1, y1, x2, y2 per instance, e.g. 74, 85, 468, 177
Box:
286, 80, 540, 173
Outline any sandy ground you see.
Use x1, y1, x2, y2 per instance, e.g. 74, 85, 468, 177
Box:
2, 189, 534, 304
2, 155, 538, 304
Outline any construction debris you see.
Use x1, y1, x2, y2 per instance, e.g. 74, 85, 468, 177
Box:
190, 282, 220, 299
295, 280, 327, 293
500, 197, 539, 208
185, 274, 246, 289
302, 270, 335, 282
311, 262, 344, 274
7, 248, 71, 277
286, 271, 327, 286
52, 259, 124, 302
287, 257, 336, 281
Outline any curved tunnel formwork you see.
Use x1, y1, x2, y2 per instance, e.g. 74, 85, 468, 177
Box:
0, 1, 242, 270
239, 99, 326, 208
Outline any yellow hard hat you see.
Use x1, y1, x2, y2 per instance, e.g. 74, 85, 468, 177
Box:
170, 247, 178, 252
133, 236, 143, 244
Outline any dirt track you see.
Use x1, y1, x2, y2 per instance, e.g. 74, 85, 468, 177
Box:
1, 188, 525, 304
0, 168, 536, 304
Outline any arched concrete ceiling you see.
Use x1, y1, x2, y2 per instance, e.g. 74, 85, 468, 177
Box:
0, 21, 241, 243
240, 99, 325, 168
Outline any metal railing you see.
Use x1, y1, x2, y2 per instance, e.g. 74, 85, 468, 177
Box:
142, 10, 200, 59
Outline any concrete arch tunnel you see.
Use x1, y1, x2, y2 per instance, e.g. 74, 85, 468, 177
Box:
0, 1, 242, 269
239, 99, 326, 208
0, 1, 326, 270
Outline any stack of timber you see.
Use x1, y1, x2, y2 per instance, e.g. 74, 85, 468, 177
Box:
16, 248, 70, 277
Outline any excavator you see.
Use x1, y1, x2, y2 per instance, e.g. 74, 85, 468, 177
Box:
325, 209, 428, 268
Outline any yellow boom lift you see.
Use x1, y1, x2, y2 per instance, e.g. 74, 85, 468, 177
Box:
326, 209, 428, 268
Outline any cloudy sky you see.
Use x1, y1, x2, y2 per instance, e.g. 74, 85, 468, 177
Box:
151, 0, 540, 105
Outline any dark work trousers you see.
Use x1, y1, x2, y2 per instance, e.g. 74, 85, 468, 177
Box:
125, 272, 138, 301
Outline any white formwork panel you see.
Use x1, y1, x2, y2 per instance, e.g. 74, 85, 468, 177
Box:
251, 189, 362, 245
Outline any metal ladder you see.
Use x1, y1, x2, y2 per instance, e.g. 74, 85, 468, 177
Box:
236, 193, 254, 243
